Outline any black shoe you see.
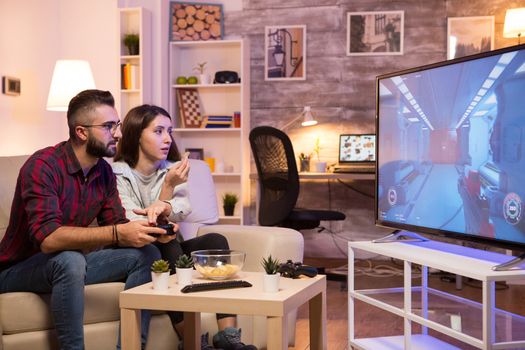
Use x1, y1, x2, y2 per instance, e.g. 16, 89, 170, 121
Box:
212, 327, 257, 350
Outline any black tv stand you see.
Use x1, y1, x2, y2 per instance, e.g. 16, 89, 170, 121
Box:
492, 252, 525, 271
372, 230, 428, 243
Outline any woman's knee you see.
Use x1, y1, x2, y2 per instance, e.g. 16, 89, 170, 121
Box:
202, 233, 229, 249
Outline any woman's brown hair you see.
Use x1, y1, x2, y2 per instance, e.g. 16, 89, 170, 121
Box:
114, 104, 180, 168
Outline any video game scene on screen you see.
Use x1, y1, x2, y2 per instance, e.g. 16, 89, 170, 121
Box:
377, 47, 525, 245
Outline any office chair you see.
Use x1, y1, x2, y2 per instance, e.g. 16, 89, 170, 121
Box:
249, 126, 346, 230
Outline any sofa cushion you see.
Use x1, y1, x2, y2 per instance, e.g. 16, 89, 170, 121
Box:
0, 155, 29, 240
178, 159, 219, 239
0, 282, 124, 334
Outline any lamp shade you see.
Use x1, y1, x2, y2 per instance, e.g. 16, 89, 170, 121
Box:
503, 8, 525, 38
301, 106, 318, 127
46, 60, 96, 111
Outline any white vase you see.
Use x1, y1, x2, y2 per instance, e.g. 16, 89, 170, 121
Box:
199, 74, 210, 85
176, 268, 193, 287
151, 271, 170, 291
315, 161, 327, 173
263, 273, 280, 293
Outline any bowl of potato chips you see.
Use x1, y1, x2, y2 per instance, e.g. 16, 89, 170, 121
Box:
191, 250, 245, 280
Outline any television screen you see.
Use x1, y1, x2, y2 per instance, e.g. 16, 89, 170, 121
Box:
376, 44, 525, 251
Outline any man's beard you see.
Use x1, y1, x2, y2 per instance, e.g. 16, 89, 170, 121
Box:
86, 136, 116, 158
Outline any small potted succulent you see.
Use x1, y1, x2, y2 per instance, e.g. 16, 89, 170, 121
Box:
222, 192, 238, 216
123, 33, 140, 55
151, 259, 170, 291
175, 254, 194, 287
193, 61, 210, 84
261, 255, 281, 293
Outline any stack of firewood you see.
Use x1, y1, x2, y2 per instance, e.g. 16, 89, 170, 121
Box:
171, 4, 222, 41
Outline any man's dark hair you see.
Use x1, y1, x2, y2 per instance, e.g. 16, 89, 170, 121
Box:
67, 89, 115, 140
114, 104, 180, 168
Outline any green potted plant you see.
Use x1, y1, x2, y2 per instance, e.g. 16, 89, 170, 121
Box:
175, 254, 194, 287
261, 255, 280, 293
123, 33, 139, 55
151, 259, 170, 291
222, 192, 238, 216
193, 61, 210, 84
312, 137, 326, 172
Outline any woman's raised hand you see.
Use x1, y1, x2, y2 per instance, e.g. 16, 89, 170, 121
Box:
164, 155, 190, 188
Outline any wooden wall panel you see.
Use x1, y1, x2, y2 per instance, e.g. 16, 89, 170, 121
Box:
224, 0, 523, 255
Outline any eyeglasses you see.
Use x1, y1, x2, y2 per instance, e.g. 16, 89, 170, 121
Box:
80, 121, 121, 133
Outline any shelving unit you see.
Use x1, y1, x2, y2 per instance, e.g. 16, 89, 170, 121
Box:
348, 238, 525, 350
118, 7, 151, 118
168, 39, 250, 225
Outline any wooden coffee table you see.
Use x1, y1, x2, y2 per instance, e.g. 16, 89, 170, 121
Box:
120, 271, 326, 350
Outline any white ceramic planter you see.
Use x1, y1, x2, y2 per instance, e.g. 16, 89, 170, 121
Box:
151, 271, 170, 291
314, 161, 327, 173
176, 268, 193, 287
199, 74, 211, 85
263, 273, 280, 293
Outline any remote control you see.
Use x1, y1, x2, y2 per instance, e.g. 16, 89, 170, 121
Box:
180, 280, 252, 293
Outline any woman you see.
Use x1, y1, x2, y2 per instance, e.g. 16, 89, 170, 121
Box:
113, 104, 255, 350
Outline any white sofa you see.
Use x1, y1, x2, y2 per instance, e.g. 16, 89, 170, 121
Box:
0, 157, 304, 350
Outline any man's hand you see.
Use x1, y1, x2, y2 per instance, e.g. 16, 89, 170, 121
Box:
117, 220, 178, 247
155, 222, 179, 244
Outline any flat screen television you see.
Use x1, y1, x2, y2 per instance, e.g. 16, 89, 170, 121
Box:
375, 44, 525, 259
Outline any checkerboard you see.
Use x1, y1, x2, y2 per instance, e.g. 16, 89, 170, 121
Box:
177, 88, 202, 128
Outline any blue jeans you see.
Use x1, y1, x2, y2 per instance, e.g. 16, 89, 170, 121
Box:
0, 245, 160, 350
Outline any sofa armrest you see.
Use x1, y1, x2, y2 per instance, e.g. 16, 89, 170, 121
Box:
196, 225, 304, 271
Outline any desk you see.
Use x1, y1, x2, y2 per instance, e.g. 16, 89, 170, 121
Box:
249, 172, 375, 181
249, 172, 374, 225
120, 271, 327, 350
297, 172, 374, 181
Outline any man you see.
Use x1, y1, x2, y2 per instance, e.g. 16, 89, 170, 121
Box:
0, 90, 176, 350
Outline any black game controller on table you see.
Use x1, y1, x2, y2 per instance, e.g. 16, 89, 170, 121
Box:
150, 223, 176, 237
277, 260, 318, 279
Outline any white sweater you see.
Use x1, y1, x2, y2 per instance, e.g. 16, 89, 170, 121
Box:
111, 160, 191, 222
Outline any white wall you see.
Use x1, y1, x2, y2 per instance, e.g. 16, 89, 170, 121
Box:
0, 0, 118, 156
0, 0, 241, 157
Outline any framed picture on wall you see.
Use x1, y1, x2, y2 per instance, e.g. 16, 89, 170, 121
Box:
347, 11, 404, 56
2, 76, 21, 96
185, 148, 204, 160
169, 2, 223, 41
264, 25, 306, 81
447, 16, 494, 60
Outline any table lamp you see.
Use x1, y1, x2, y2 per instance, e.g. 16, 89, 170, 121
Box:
282, 106, 318, 130
46, 60, 96, 111
503, 8, 525, 44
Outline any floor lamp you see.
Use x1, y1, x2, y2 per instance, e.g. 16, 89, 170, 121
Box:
46, 60, 96, 111
503, 8, 525, 45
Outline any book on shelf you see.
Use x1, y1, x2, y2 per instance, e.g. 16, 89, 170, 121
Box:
201, 115, 232, 128
121, 63, 139, 90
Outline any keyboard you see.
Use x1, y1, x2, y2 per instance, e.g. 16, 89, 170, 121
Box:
180, 280, 253, 293
333, 166, 375, 173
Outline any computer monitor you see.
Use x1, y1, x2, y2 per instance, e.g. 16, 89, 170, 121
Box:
339, 134, 376, 163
